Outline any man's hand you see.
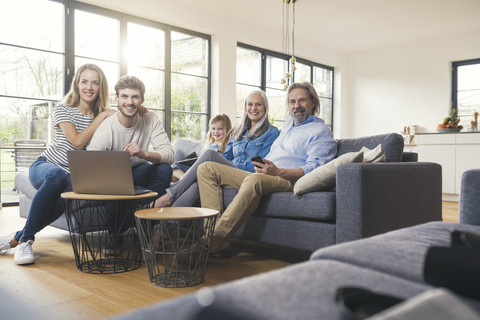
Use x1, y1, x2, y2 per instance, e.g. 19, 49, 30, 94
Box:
123, 142, 146, 159
254, 159, 305, 181
253, 159, 280, 176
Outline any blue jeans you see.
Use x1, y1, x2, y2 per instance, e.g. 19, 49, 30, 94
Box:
15, 157, 72, 242
106, 162, 172, 234
132, 162, 172, 198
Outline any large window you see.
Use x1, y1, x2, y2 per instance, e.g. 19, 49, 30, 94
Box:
236, 43, 333, 130
0, 0, 210, 204
452, 58, 480, 128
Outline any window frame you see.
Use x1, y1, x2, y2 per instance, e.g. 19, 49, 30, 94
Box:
0, 0, 211, 205
68, 1, 211, 138
0, 0, 211, 139
452, 58, 480, 110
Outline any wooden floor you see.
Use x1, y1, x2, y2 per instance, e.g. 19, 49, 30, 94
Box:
0, 202, 459, 319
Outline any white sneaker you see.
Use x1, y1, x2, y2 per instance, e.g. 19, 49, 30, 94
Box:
0, 234, 14, 254
14, 240, 35, 265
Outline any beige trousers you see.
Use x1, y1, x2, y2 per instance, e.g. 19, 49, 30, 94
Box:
197, 162, 293, 251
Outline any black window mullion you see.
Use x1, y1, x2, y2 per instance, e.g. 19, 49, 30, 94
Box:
65, 1, 74, 95
261, 52, 267, 91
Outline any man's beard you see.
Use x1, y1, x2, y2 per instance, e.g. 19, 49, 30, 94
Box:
120, 105, 139, 118
291, 107, 310, 125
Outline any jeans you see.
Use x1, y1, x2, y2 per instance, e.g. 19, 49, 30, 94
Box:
15, 157, 72, 242
107, 162, 173, 234
132, 162, 172, 199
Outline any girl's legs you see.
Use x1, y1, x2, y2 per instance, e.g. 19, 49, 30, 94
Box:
155, 149, 235, 207
14, 158, 72, 243
171, 182, 200, 207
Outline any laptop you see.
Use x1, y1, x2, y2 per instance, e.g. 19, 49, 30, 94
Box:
67, 150, 151, 195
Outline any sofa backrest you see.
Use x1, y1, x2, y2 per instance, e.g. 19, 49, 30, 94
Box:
172, 138, 204, 162
336, 133, 405, 162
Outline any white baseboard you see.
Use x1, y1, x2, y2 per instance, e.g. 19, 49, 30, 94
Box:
442, 194, 459, 202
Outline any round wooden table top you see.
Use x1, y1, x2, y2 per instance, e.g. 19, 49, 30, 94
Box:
134, 207, 219, 220
61, 191, 158, 201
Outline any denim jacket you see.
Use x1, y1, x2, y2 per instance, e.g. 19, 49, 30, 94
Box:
222, 125, 280, 172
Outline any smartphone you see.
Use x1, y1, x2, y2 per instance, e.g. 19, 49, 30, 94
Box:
251, 156, 265, 167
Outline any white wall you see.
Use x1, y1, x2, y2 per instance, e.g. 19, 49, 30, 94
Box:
347, 30, 480, 138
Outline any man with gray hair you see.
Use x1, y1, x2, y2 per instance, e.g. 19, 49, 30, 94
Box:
197, 81, 337, 254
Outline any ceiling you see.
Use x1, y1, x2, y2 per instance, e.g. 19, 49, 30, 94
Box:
176, 0, 480, 53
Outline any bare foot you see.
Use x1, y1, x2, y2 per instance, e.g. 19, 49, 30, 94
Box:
155, 193, 173, 207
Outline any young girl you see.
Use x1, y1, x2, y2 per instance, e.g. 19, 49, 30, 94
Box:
202, 114, 232, 154
0, 64, 116, 265
172, 114, 232, 181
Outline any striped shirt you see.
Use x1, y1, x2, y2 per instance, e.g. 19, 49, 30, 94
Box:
41, 104, 94, 173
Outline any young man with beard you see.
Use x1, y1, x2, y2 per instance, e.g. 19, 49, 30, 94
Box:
88, 75, 174, 194
87, 76, 174, 251
196, 82, 338, 254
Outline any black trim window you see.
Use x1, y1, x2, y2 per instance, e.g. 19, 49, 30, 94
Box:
236, 43, 334, 130
0, 0, 211, 143
452, 58, 480, 126
0, 0, 211, 205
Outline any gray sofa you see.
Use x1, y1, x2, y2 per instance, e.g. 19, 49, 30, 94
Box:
109, 169, 480, 320
174, 133, 442, 252
14, 133, 442, 252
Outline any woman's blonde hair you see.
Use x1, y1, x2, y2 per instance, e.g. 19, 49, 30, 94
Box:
62, 63, 110, 116
205, 114, 232, 153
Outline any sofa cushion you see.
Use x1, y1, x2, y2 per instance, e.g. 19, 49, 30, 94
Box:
223, 188, 336, 221
361, 144, 386, 163
172, 138, 204, 162
369, 288, 480, 320
336, 133, 404, 162
110, 260, 431, 320
311, 221, 480, 284
293, 151, 364, 195
14, 172, 37, 199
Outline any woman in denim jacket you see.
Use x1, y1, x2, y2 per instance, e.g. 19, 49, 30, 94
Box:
155, 89, 280, 207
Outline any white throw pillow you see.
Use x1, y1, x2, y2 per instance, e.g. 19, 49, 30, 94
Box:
293, 151, 364, 195
361, 144, 386, 163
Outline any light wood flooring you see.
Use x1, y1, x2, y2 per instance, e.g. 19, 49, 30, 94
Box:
0, 202, 459, 319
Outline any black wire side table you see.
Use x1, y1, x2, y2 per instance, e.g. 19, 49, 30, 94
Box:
134, 207, 218, 287
61, 191, 158, 274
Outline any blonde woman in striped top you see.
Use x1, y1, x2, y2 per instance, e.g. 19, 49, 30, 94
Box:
0, 64, 116, 265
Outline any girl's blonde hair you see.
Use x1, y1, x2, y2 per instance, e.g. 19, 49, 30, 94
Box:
205, 114, 232, 153
62, 63, 110, 116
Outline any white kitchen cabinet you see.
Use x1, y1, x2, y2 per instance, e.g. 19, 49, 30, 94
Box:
415, 133, 480, 199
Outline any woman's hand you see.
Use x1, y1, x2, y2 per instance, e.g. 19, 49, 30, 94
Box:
100, 109, 117, 119
139, 105, 148, 116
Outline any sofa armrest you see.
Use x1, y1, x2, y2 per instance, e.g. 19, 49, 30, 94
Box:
401, 151, 418, 162
459, 169, 480, 226
335, 162, 442, 243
